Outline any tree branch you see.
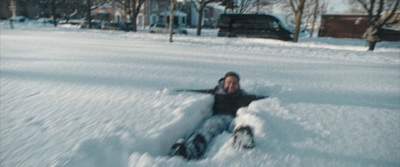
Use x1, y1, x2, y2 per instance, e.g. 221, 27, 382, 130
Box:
379, 0, 400, 26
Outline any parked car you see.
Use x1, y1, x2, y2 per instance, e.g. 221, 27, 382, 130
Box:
48, 18, 59, 24
37, 18, 59, 24
37, 18, 51, 23
80, 20, 103, 29
149, 23, 187, 35
101, 22, 133, 31
217, 14, 293, 41
9, 16, 26, 22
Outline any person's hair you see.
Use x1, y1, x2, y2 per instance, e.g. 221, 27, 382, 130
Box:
225, 71, 240, 81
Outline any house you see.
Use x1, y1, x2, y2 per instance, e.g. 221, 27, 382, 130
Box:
318, 14, 400, 41
157, 10, 188, 26
92, 2, 127, 22
92, 0, 188, 27
146, 0, 223, 28
147, 0, 187, 27
92, 1, 148, 28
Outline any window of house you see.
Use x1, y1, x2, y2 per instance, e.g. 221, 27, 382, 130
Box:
151, 15, 158, 24
152, 4, 158, 11
116, 15, 121, 22
204, 8, 211, 18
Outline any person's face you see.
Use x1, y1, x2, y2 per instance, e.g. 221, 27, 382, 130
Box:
224, 76, 240, 94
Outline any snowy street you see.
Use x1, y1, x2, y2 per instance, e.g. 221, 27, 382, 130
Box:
1, 22, 399, 167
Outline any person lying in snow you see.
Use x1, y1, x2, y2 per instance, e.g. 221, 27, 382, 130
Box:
169, 71, 268, 160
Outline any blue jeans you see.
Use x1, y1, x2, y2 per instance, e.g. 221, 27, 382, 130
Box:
184, 115, 235, 159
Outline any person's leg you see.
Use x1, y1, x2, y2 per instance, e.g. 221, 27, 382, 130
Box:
184, 115, 234, 159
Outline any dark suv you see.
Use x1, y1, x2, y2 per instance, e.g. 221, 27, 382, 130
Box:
217, 14, 293, 41
101, 22, 133, 31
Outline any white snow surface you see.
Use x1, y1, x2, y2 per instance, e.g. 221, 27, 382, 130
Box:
1, 22, 400, 167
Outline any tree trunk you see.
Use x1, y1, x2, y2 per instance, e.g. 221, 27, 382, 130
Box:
309, 0, 319, 37
362, 26, 380, 51
132, 0, 138, 32
169, 0, 176, 43
131, 15, 138, 32
368, 41, 377, 51
51, 0, 57, 27
196, 2, 205, 36
293, 0, 306, 42
86, 0, 92, 29
9, 20, 14, 29
293, 11, 303, 42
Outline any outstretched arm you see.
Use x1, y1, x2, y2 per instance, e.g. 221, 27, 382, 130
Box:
238, 94, 269, 107
254, 95, 269, 100
176, 88, 217, 94
246, 94, 269, 102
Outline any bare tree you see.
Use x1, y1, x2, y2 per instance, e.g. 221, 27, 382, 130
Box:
288, 0, 307, 42
220, 0, 235, 12
85, 0, 94, 28
170, 0, 176, 42
51, 0, 63, 26
60, 0, 85, 23
308, 0, 319, 37
253, 0, 275, 13
220, 0, 272, 13
83, 0, 111, 29
348, 0, 399, 51
306, 0, 326, 37
39, 0, 65, 27
116, 0, 147, 32
193, 0, 222, 36
235, 0, 253, 13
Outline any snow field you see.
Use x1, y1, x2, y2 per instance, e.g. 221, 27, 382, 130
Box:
1, 22, 400, 167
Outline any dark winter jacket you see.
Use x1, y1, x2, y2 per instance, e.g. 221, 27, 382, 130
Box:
179, 79, 267, 116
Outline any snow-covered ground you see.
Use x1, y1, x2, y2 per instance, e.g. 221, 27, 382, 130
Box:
1, 21, 399, 167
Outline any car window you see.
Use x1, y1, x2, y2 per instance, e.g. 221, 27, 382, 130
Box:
232, 18, 248, 29
218, 15, 231, 28
156, 24, 165, 28
268, 20, 280, 31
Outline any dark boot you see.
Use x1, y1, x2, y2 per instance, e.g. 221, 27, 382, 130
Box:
186, 134, 207, 160
233, 126, 255, 149
169, 139, 187, 158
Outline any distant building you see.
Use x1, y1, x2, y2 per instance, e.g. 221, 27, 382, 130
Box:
147, 0, 188, 27
318, 14, 400, 41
